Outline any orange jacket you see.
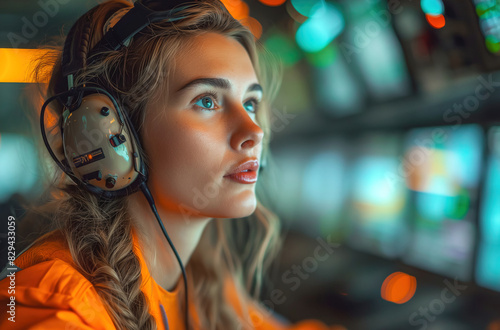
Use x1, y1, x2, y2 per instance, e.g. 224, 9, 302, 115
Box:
0, 228, 343, 330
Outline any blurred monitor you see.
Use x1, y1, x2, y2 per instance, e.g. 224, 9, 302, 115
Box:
402, 124, 483, 281
313, 49, 365, 117
313, 0, 414, 117
268, 141, 308, 226
476, 126, 500, 291
464, 0, 500, 70
271, 138, 349, 239
471, 0, 500, 57
0, 133, 41, 203
346, 133, 410, 258
339, 0, 413, 103
296, 138, 349, 239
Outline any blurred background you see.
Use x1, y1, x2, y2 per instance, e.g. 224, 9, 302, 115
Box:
2, 0, 500, 329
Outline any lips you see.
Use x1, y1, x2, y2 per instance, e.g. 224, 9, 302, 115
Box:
225, 159, 259, 176
224, 159, 259, 184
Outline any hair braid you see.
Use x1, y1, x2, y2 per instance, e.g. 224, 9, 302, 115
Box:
57, 186, 157, 330
79, 21, 92, 70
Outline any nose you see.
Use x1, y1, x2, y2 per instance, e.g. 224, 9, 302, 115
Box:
229, 105, 264, 152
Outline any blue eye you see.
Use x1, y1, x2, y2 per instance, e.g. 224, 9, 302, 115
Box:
194, 94, 217, 110
244, 98, 259, 113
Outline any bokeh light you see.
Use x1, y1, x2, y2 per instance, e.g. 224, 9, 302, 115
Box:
295, 3, 344, 53
240, 16, 263, 40
381, 272, 417, 304
220, 0, 249, 20
0, 48, 51, 83
286, 0, 307, 23
291, 0, 324, 17
264, 31, 302, 66
425, 14, 446, 29
476, 2, 493, 17
0, 134, 39, 202
305, 44, 337, 67
486, 35, 500, 53
258, 0, 286, 6
487, 319, 500, 330
420, 0, 444, 15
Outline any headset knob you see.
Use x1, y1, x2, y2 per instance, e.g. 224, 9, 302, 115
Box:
100, 107, 110, 116
105, 177, 116, 189
110, 133, 126, 147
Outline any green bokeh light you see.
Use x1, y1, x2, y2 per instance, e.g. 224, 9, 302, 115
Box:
263, 32, 302, 66
305, 44, 338, 68
486, 35, 500, 53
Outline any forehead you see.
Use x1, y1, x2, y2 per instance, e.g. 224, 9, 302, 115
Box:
171, 32, 258, 90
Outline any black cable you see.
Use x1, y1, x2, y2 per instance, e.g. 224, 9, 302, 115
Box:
40, 91, 75, 174
139, 182, 190, 330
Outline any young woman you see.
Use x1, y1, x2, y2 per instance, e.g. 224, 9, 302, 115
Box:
0, 1, 343, 329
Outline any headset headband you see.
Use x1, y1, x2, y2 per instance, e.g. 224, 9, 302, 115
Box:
62, 0, 197, 85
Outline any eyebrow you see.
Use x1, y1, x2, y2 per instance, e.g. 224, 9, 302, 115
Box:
176, 77, 263, 94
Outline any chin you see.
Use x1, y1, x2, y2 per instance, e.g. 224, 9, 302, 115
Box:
209, 199, 258, 219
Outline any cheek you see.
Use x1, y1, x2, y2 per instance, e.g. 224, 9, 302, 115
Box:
143, 115, 226, 204
147, 116, 221, 169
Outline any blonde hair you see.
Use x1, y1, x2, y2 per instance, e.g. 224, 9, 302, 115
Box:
24, 0, 284, 329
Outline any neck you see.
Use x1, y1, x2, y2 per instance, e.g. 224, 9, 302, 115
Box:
127, 190, 212, 291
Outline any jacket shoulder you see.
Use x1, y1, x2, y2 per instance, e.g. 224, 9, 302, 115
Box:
0, 259, 115, 329
3, 258, 93, 301
0, 228, 94, 302
0, 230, 117, 329
0, 229, 75, 283
15, 229, 75, 269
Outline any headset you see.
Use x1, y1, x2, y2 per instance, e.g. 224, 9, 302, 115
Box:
38, 1, 210, 329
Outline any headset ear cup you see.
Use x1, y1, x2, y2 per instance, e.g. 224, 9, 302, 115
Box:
61, 93, 142, 193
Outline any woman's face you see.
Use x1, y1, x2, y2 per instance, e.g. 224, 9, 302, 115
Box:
142, 32, 264, 220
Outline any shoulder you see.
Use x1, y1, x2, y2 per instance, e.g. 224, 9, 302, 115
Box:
0, 259, 93, 308
0, 258, 115, 329
0, 229, 119, 328
0, 228, 104, 307
14, 229, 75, 269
